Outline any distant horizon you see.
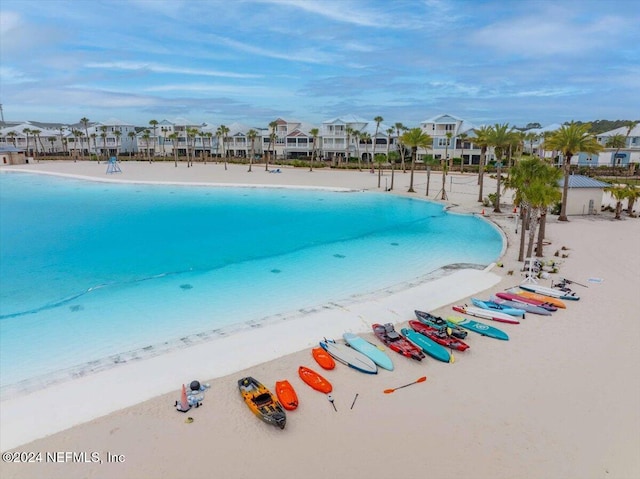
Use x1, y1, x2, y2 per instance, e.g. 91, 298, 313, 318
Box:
1, 0, 639, 127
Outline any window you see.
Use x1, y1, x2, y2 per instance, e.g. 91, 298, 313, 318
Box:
438, 138, 451, 147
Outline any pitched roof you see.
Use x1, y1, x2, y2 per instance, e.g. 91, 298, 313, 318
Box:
559, 175, 610, 188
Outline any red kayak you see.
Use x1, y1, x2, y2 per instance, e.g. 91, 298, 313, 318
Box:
312, 347, 336, 370
495, 291, 557, 311
372, 323, 425, 361
298, 366, 332, 394
275, 380, 299, 411
408, 320, 470, 351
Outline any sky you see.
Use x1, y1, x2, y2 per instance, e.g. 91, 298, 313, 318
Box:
1, 0, 639, 129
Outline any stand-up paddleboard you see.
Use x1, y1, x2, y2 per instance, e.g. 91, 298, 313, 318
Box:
495, 291, 558, 311
490, 295, 551, 316
452, 305, 520, 324
298, 366, 332, 393
519, 283, 580, 300
471, 297, 526, 317
312, 347, 335, 370
343, 333, 394, 371
514, 290, 566, 309
446, 315, 509, 340
400, 328, 451, 363
319, 339, 378, 374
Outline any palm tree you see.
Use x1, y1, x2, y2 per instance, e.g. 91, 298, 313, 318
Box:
400, 128, 432, 194
218, 124, 230, 170
80, 117, 90, 159
31, 129, 42, 161
57, 126, 67, 156
7, 131, 17, 147
149, 120, 158, 161
373, 115, 383, 160
344, 125, 353, 167
605, 185, 628, 220
624, 185, 639, 217
394, 122, 407, 172
361, 132, 372, 171
445, 132, 453, 171
168, 132, 179, 166
524, 131, 539, 157
114, 129, 122, 158
142, 130, 151, 162
266, 120, 277, 171
309, 128, 319, 172
47, 136, 56, 153
89, 133, 97, 161
127, 131, 135, 158
100, 126, 108, 162
544, 122, 603, 221
204, 132, 213, 164
508, 158, 561, 260
23, 127, 32, 157
473, 126, 491, 202
247, 129, 258, 172
486, 123, 516, 213
458, 132, 468, 173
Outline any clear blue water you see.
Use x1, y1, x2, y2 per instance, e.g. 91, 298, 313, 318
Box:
0, 172, 502, 395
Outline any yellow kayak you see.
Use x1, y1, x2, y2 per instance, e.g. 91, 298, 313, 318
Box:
238, 377, 286, 429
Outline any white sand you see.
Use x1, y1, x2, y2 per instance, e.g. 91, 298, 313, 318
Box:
1, 161, 639, 479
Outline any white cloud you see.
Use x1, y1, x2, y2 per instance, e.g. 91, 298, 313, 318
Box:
85, 62, 262, 79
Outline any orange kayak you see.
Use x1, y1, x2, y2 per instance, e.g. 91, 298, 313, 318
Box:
517, 291, 566, 308
298, 366, 332, 394
275, 380, 299, 411
312, 347, 335, 370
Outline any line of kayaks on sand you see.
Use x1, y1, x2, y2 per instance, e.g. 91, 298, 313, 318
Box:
232, 281, 580, 430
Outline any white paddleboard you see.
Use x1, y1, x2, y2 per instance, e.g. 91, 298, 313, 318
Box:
320, 340, 378, 374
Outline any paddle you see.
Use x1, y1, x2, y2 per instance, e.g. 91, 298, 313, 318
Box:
327, 393, 337, 411
383, 376, 427, 394
350, 393, 359, 410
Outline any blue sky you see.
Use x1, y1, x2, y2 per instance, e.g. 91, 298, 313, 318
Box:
1, 0, 638, 128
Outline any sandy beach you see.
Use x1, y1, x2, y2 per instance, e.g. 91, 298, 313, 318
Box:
1, 160, 639, 479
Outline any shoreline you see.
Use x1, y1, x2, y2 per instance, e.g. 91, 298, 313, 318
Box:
1, 161, 638, 479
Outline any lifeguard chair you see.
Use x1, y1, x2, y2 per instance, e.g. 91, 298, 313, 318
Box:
106, 156, 122, 174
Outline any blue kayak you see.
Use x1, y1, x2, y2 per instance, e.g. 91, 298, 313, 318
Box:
446, 315, 509, 341
400, 328, 451, 363
471, 297, 526, 317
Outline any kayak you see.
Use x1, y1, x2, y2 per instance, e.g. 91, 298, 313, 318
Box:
452, 305, 520, 324
471, 297, 526, 317
519, 283, 580, 300
319, 339, 378, 374
495, 291, 558, 311
400, 328, 451, 363
343, 332, 394, 371
275, 380, 299, 411
312, 347, 336, 370
408, 320, 470, 351
446, 315, 509, 341
414, 310, 468, 339
515, 290, 566, 309
238, 376, 286, 429
490, 295, 551, 316
372, 323, 425, 361
298, 366, 332, 393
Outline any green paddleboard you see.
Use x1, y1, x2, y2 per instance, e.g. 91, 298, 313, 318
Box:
401, 328, 451, 363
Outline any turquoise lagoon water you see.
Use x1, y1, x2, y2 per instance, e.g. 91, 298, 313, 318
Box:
0, 172, 502, 396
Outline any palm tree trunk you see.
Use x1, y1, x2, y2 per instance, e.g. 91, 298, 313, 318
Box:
390, 161, 395, 191
535, 209, 548, 257
558, 155, 572, 221
526, 209, 539, 259
426, 165, 431, 197
518, 205, 529, 262
408, 148, 416, 193
477, 147, 486, 202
